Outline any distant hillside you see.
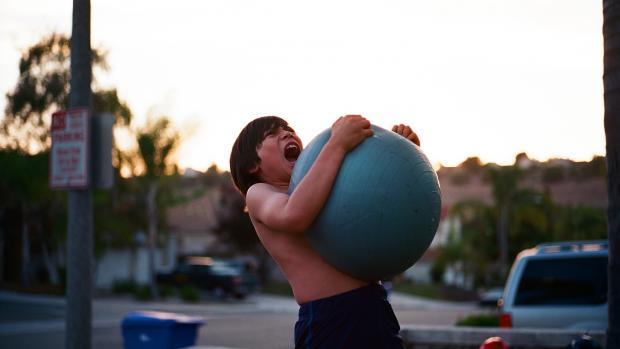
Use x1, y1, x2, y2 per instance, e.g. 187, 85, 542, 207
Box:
437, 155, 607, 209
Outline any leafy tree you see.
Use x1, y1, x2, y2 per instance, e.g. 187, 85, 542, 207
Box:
568, 156, 607, 180
214, 183, 259, 252
213, 181, 271, 282
507, 189, 554, 258
445, 176, 606, 290
552, 205, 607, 242
136, 116, 180, 298
588, 155, 607, 177
0, 150, 60, 287
514, 152, 529, 164
0, 33, 134, 289
443, 200, 498, 288
92, 176, 144, 256
459, 156, 483, 173
542, 165, 565, 183
1, 33, 131, 153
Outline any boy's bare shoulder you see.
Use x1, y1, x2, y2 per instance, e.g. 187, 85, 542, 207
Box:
246, 183, 280, 209
247, 182, 276, 198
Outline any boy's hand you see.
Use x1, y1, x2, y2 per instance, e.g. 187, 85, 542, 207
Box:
392, 124, 420, 146
330, 115, 373, 152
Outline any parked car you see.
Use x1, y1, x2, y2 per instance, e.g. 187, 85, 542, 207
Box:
220, 258, 260, 294
478, 287, 504, 307
499, 240, 608, 330
157, 256, 252, 299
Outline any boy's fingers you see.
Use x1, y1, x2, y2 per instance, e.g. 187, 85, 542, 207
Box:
332, 116, 344, 127
401, 126, 412, 138
408, 132, 420, 146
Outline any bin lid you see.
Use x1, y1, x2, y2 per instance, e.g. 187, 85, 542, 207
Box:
122, 311, 206, 328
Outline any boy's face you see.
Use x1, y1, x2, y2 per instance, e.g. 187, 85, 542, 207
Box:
254, 126, 303, 185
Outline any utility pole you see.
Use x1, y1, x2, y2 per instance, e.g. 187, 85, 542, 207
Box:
66, 0, 92, 348
603, 0, 620, 347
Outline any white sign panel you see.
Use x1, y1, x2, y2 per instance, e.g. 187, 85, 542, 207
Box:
50, 108, 90, 189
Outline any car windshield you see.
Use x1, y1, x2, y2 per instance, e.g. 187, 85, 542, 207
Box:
514, 256, 607, 306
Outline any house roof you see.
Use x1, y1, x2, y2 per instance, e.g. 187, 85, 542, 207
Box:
166, 189, 218, 235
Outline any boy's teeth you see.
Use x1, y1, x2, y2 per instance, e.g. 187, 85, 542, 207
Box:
285, 143, 300, 161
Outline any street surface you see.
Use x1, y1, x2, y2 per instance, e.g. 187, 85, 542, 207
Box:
0, 290, 480, 349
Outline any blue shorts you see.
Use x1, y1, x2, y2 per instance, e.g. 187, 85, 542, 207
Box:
294, 283, 404, 349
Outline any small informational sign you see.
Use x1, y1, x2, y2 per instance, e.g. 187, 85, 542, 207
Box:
50, 108, 90, 189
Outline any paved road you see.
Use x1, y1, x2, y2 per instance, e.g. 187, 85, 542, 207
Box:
0, 291, 480, 349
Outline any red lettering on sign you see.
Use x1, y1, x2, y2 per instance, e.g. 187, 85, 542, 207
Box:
51, 113, 66, 130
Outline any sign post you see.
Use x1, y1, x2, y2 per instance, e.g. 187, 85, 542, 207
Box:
65, 0, 93, 348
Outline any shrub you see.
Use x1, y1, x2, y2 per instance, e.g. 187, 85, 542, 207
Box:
179, 285, 200, 303
159, 284, 175, 299
430, 260, 445, 284
112, 280, 137, 295
133, 285, 153, 301
455, 313, 499, 327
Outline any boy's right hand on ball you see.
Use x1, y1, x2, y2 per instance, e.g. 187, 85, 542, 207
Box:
330, 115, 373, 152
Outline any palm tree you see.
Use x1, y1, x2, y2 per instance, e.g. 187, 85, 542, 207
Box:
136, 117, 180, 299
486, 165, 521, 278
603, 0, 620, 346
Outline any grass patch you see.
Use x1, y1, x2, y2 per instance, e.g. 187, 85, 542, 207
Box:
455, 313, 499, 327
260, 281, 293, 297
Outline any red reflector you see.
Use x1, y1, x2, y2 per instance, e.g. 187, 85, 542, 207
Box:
499, 313, 512, 328
479, 336, 509, 349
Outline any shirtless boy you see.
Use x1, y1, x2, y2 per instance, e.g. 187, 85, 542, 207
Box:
229, 115, 419, 348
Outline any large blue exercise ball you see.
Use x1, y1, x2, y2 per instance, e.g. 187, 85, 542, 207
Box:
288, 125, 441, 281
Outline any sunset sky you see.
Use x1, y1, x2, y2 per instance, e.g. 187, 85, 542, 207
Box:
0, 0, 605, 172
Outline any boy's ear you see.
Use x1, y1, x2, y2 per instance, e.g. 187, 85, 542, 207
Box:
249, 163, 260, 174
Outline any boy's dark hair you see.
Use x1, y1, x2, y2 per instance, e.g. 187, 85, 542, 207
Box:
230, 116, 290, 196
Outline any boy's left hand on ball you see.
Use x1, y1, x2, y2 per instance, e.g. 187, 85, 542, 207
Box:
392, 124, 420, 147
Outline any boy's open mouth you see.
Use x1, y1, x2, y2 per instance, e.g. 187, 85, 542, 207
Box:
284, 142, 301, 163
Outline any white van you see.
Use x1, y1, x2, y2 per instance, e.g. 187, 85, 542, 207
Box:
499, 240, 608, 330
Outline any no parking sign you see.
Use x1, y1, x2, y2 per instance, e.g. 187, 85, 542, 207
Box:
50, 108, 90, 189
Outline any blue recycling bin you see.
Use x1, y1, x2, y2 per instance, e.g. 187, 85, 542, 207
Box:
121, 311, 205, 349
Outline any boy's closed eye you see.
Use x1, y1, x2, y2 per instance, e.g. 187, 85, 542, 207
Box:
263, 126, 296, 140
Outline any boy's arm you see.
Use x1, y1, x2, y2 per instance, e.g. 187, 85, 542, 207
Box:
247, 115, 372, 234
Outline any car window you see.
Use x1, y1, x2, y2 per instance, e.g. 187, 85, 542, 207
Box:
210, 263, 239, 275
515, 256, 607, 306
